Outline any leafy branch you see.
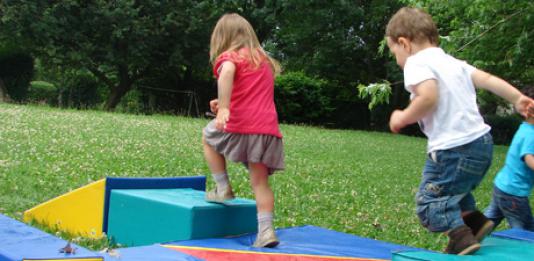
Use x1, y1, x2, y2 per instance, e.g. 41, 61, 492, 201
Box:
357, 81, 392, 110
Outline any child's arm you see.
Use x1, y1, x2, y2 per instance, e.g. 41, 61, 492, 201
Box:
389, 79, 438, 133
472, 69, 534, 118
526, 154, 534, 172
216, 61, 236, 130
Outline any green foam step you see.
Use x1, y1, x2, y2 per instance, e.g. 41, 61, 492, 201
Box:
107, 188, 257, 247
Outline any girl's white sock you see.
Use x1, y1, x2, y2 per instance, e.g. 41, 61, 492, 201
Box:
257, 211, 273, 232
212, 172, 229, 191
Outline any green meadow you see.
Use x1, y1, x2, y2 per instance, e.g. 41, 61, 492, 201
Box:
0, 103, 513, 251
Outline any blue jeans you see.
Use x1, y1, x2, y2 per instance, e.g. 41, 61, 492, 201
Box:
484, 186, 534, 231
416, 133, 493, 232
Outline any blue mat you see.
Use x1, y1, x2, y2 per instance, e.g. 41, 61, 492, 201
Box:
491, 228, 534, 243
166, 225, 423, 260
102, 244, 201, 261
0, 214, 101, 261
0, 213, 203, 261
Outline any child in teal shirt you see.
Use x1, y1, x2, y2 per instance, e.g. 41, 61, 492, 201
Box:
484, 87, 534, 231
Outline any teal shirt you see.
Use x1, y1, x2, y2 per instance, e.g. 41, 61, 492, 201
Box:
495, 122, 534, 197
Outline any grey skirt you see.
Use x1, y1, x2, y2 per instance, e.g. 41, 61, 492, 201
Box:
203, 120, 285, 175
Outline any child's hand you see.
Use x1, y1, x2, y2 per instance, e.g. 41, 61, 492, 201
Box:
209, 99, 219, 114
514, 95, 534, 119
215, 108, 230, 131
389, 110, 407, 133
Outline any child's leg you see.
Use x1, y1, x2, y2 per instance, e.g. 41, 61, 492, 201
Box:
459, 193, 476, 218
417, 133, 492, 254
492, 187, 534, 231
203, 134, 226, 174
415, 158, 466, 233
460, 193, 494, 242
525, 208, 534, 232
483, 186, 505, 228
249, 162, 278, 248
203, 134, 234, 202
249, 162, 274, 213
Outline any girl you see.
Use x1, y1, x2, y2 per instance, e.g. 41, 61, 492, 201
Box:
202, 13, 284, 248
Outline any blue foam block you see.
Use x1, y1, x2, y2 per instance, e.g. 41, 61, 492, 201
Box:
107, 188, 257, 247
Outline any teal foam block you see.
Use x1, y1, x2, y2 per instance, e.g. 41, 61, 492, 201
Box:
392, 236, 534, 261
107, 188, 257, 247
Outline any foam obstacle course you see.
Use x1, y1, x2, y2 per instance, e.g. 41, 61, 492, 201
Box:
2, 176, 534, 261
23, 176, 256, 247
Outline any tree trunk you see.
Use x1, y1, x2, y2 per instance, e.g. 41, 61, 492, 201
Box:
0, 77, 11, 102
104, 81, 133, 110
103, 62, 135, 111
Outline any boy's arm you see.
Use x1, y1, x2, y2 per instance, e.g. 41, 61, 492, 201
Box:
216, 61, 236, 130
390, 79, 438, 133
472, 69, 534, 118
525, 154, 534, 171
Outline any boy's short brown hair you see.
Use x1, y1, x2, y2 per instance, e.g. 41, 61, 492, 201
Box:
386, 7, 439, 45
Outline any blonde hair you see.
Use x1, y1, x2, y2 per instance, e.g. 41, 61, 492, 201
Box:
210, 13, 281, 74
386, 7, 439, 45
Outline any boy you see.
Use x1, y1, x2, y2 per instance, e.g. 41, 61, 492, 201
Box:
484, 87, 534, 231
385, 7, 534, 255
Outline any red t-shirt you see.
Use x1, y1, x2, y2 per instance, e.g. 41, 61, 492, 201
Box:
213, 49, 282, 138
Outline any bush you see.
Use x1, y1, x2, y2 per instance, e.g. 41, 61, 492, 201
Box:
59, 73, 102, 109
0, 47, 34, 102
115, 89, 144, 114
28, 81, 58, 104
275, 71, 333, 125
484, 114, 522, 145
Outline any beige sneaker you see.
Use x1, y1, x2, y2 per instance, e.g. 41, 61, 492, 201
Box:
253, 227, 279, 248
205, 186, 235, 203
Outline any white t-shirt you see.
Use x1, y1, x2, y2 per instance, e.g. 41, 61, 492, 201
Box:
404, 47, 491, 153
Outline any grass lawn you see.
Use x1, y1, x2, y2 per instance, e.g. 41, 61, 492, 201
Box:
0, 103, 514, 251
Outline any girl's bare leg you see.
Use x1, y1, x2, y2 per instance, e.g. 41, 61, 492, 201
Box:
203, 134, 226, 173
203, 134, 234, 201
249, 162, 278, 247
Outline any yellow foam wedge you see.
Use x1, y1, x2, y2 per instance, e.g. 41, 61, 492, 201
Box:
24, 179, 106, 238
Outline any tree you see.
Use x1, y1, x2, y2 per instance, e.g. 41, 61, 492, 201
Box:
1, 0, 407, 130
270, 1, 400, 85
407, 0, 534, 88
397, 0, 533, 117
268, 0, 403, 129
0, 1, 219, 110
0, 78, 10, 102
